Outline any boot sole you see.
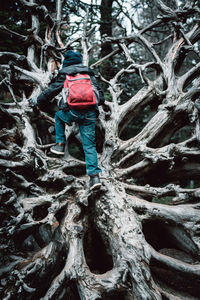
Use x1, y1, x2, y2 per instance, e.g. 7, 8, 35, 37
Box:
50, 148, 65, 155
90, 183, 101, 191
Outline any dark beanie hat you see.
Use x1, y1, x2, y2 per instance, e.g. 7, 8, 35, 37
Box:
62, 50, 82, 67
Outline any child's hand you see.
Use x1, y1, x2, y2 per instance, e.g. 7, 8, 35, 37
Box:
28, 98, 38, 108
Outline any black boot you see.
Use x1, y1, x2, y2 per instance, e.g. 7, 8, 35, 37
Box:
89, 174, 101, 191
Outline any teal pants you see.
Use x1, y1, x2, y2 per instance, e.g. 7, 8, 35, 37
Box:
55, 109, 102, 176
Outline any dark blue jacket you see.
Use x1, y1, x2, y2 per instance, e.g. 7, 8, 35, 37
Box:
37, 64, 105, 114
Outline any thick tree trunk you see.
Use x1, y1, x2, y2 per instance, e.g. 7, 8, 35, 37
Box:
99, 0, 115, 80
1, 1, 200, 299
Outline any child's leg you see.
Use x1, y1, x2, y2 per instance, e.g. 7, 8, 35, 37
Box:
55, 110, 73, 144
79, 112, 102, 175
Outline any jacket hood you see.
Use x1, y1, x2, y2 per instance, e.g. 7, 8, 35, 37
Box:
59, 64, 95, 76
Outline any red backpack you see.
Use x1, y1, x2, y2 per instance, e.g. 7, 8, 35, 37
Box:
62, 73, 98, 110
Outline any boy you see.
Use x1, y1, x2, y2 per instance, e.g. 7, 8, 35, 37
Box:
29, 50, 105, 191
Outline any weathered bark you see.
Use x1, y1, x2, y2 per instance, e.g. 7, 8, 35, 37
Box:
1, 0, 200, 299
